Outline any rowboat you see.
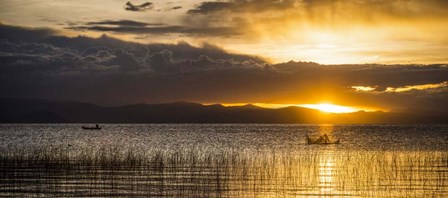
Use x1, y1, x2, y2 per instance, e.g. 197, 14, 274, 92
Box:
306, 134, 339, 144
81, 124, 101, 130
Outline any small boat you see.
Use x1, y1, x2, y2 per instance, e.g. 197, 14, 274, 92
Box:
306, 134, 340, 144
82, 124, 102, 130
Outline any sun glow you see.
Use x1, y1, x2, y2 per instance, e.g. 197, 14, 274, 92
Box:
211, 103, 371, 113
297, 103, 359, 113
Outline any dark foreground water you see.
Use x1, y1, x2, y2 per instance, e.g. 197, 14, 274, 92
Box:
0, 124, 447, 197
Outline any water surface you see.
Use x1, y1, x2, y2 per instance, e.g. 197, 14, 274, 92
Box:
0, 124, 447, 197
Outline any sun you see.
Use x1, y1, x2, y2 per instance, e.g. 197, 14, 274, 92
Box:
298, 103, 359, 113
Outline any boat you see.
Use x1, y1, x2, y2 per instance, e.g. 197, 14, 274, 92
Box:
306, 134, 340, 144
81, 124, 102, 130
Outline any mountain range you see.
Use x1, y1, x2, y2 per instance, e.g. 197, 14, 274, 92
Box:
0, 98, 447, 124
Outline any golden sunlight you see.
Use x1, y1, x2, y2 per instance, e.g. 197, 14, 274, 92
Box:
385, 81, 448, 93
351, 86, 376, 92
297, 103, 359, 113
216, 103, 367, 113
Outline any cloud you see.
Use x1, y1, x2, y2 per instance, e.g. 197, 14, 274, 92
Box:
187, 0, 448, 16
168, 6, 183, 11
0, 24, 57, 42
0, 24, 447, 112
351, 82, 448, 93
384, 82, 448, 93
187, 0, 296, 14
124, 1, 154, 12
86, 20, 162, 27
8, 1, 447, 40
188, 1, 233, 14
0, 24, 265, 73
182, 0, 448, 41
70, 25, 242, 36
68, 20, 242, 37
0, 25, 257, 62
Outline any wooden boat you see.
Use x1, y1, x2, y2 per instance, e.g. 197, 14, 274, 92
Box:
306, 134, 340, 144
81, 124, 102, 130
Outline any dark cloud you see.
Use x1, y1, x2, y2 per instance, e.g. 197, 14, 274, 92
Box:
169, 6, 183, 10
68, 20, 242, 37
86, 20, 163, 27
188, 2, 232, 14
0, 24, 447, 112
0, 24, 264, 72
124, 1, 154, 12
273, 62, 448, 88
187, 0, 296, 14
0, 25, 250, 61
0, 24, 56, 42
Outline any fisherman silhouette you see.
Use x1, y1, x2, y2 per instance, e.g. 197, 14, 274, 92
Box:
306, 134, 339, 144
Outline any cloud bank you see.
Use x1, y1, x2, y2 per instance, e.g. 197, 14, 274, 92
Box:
2, 0, 448, 64
1, 24, 447, 112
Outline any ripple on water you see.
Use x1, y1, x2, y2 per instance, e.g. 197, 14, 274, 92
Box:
0, 124, 447, 197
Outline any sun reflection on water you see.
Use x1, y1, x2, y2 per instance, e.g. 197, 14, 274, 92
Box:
319, 151, 335, 194
317, 124, 337, 196
1, 124, 447, 197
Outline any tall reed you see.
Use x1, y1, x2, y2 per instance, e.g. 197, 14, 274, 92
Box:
0, 146, 447, 197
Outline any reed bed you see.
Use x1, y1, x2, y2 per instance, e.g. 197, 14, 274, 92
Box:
1, 145, 447, 197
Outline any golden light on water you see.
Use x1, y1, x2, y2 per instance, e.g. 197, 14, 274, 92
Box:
319, 152, 335, 193
317, 125, 337, 195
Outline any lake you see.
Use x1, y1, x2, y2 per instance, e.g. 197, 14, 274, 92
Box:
0, 124, 447, 197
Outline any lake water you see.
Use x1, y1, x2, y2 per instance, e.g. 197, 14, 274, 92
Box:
0, 124, 447, 197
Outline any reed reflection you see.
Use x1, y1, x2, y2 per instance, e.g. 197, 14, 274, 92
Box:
1, 124, 447, 197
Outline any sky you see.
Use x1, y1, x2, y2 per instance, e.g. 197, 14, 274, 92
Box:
0, 0, 448, 112
2, 0, 448, 64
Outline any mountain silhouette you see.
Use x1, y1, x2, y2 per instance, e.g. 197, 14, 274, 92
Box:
0, 98, 446, 124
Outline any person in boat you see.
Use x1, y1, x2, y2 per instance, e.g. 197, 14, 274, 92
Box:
306, 135, 312, 144
322, 134, 331, 144
318, 134, 332, 143
307, 134, 339, 144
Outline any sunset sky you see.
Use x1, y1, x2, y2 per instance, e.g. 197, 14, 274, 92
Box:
1, 0, 447, 113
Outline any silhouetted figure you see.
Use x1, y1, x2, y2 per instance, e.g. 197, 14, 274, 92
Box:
306, 134, 340, 144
